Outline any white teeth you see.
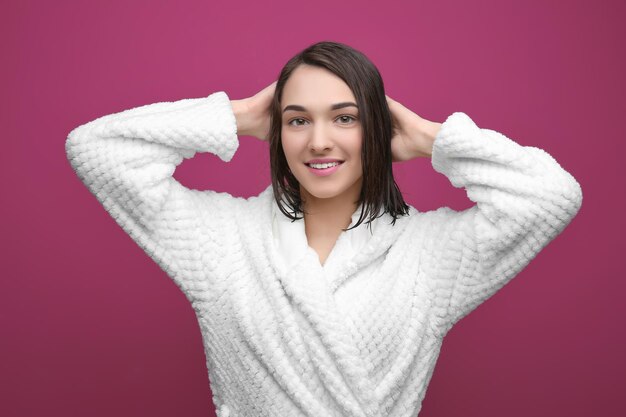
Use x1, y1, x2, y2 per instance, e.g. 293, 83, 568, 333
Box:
308, 161, 341, 169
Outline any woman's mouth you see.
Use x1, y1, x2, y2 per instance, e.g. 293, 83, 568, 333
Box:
305, 161, 344, 177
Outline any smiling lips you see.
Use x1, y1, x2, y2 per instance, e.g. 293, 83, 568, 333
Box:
305, 160, 344, 177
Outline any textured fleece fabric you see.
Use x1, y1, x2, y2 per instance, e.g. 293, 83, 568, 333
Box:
65, 91, 583, 417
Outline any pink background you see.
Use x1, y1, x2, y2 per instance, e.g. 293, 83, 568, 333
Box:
2, 0, 624, 416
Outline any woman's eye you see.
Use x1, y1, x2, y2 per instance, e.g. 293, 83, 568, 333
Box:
287, 115, 357, 127
337, 115, 357, 124
287, 118, 307, 126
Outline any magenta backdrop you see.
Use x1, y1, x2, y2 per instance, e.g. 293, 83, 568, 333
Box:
2, 0, 623, 416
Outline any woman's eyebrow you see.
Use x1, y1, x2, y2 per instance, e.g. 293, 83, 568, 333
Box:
282, 102, 358, 113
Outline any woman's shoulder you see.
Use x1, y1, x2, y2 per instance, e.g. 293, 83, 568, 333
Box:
239, 184, 274, 216
230, 184, 275, 223
402, 203, 475, 235
179, 185, 273, 245
188, 184, 273, 209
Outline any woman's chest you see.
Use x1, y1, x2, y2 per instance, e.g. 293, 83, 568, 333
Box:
194, 256, 442, 404
202, 254, 435, 351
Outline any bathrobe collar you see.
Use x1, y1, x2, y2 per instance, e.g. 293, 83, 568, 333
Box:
269, 186, 406, 293
273, 196, 367, 274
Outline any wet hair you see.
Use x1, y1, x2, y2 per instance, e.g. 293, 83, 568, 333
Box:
269, 40, 410, 232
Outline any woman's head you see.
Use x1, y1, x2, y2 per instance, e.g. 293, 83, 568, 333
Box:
268, 40, 409, 230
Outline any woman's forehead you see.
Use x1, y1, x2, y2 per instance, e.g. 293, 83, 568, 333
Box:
282, 66, 356, 107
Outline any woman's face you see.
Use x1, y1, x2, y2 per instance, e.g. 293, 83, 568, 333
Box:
281, 65, 363, 203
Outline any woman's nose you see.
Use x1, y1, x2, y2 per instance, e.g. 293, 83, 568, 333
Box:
308, 123, 333, 151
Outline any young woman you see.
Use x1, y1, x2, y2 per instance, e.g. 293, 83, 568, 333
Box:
65, 41, 583, 417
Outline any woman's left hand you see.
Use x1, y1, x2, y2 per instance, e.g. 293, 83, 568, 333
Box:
386, 95, 442, 162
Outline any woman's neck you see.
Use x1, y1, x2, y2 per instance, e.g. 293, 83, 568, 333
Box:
301, 180, 362, 235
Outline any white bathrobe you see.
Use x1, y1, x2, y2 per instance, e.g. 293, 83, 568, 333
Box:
65, 91, 583, 417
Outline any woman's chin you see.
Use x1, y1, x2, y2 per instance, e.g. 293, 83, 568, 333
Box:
300, 183, 345, 201
298, 174, 362, 203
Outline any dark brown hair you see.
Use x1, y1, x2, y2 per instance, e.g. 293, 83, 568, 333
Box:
269, 40, 409, 232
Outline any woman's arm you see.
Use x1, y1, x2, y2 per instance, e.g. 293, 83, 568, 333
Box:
65, 91, 240, 301
387, 97, 583, 331
426, 112, 583, 332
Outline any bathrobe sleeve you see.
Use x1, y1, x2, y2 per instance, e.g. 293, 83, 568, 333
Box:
65, 91, 239, 300
430, 112, 583, 331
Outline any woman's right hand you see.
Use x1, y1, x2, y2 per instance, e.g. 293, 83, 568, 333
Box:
230, 81, 277, 141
